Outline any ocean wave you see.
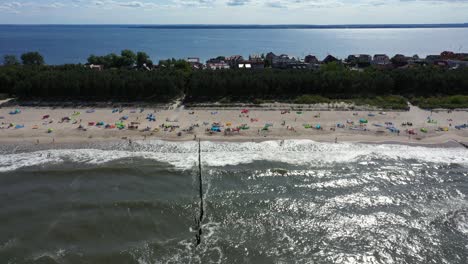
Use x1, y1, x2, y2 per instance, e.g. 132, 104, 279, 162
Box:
0, 140, 467, 172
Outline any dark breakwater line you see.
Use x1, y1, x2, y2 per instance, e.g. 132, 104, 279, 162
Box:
195, 139, 204, 246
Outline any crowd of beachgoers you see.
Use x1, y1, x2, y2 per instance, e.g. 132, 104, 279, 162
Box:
1, 101, 467, 146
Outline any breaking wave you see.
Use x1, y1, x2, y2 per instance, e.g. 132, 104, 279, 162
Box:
0, 140, 467, 172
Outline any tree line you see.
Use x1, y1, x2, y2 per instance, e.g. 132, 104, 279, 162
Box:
185, 64, 468, 101
1, 52, 468, 107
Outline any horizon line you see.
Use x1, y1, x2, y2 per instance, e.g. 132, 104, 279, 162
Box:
0, 23, 468, 27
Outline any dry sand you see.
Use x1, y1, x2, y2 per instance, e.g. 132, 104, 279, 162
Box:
1, 104, 467, 146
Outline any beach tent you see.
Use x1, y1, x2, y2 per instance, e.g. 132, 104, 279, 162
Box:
304, 124, 312, 129
226, 122, 232, 126
420, 128, 428, 133
112, 109, 119, 113
42, 115, 50, 119
239, 124, 249, 130
86, 109, 95, 113
241, 109, 249, 114
336, 123, 345, 128
120, 116, 129, 120
88, 122, 95, 126
210, 126, 221, 132
296, 112, 303, 114
315, 124, 321, 129
359, 119, 368, 124
9, 109, 21, 115
47, 128, 53, 133
116, 122, 125, 129
72, 112, 80, 116
15, 124, 24, 129
146, 114, 156, 121
96, 121, 105, 126
368, 113, 375, 117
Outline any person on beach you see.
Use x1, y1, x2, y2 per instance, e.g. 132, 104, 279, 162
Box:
335, 137, 338, 143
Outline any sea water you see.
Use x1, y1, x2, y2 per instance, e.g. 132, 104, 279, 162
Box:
1, 25, 468, 64
0, 140, 468, 263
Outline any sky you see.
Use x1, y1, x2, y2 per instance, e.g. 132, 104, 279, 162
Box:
0, 0, 468, 24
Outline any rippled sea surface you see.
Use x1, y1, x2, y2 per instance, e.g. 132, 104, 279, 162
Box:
1, 25, 468, 64
1, 140, 468, 263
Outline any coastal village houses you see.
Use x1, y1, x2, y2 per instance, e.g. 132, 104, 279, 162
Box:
180, 50, 467, 71
372, 54, 391, 65
206, 57, 230, 70
187, 57, 204, 70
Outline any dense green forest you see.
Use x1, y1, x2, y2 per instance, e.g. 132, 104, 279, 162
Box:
1, 53, 468, 109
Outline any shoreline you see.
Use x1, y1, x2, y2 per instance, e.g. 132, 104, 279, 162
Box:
0, 134, 466, 151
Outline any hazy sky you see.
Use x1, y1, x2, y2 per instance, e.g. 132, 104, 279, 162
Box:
0, 0, 468, 24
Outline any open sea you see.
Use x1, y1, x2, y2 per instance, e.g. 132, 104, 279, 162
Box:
1, 25, 468, 64
1, 140, 468, 263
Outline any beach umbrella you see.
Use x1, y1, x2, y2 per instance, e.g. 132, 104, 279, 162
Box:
9, 109, 21, 115
47, 128, 53, 133
359, 118, 368, 124
315, 124, 321, 129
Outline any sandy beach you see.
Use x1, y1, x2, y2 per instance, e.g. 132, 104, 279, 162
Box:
1, 103, 467, 146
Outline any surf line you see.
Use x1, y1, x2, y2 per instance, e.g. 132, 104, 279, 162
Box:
195, 139, 204, 246
455, 140, 468, 149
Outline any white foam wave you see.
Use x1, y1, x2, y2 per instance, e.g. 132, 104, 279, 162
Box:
0, 140, 467, 172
